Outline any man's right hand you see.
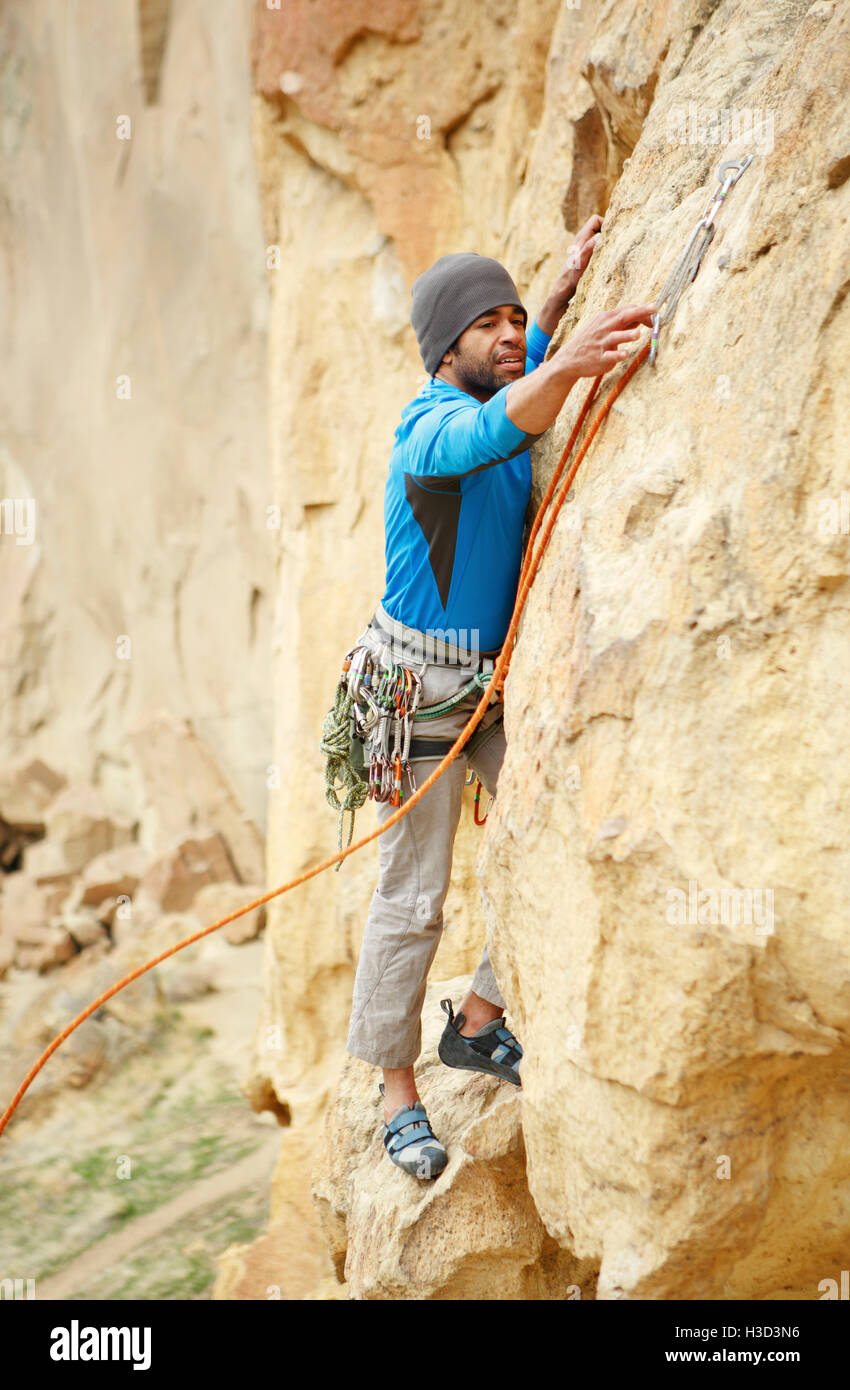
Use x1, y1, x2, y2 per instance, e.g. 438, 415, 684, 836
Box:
558, 305, 658, 380
504, 303, 657, 436
555, 304, 657, 379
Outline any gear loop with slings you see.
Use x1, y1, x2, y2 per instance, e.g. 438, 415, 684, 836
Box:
320, 676, 370, 867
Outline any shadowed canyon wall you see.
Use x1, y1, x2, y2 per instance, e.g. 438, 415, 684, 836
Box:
0, 0, 272, 831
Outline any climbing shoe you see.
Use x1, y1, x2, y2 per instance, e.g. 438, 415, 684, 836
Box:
379, 1084, 448, 1180
438, 998, 523, 1087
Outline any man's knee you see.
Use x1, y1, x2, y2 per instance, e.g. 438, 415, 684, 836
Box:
410, 888, 448, 930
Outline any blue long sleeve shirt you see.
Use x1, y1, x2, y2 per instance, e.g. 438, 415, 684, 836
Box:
379, 318, 552, 652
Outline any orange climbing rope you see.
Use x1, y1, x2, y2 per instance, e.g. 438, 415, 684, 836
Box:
0, 340, 649, 1141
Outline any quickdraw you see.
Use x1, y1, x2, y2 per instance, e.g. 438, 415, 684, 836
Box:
343, 643, 426, 809
649, 155, 753, 366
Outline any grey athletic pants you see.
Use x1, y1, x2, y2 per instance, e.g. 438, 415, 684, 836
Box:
345, 617, 508, 1070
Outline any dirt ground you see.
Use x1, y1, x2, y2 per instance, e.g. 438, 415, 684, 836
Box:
0, 933, 288, 1301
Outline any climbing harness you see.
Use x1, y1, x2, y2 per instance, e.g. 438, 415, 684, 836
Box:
324, 636, 498, 847
321, 598, 504, 849
649, 155, 753, 366
0, 155, 753, 1142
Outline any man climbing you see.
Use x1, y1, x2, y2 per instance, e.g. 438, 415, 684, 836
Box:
345, 217, 656, 1177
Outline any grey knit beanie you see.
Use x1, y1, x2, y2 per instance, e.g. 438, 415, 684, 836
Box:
410, 252, 527, 377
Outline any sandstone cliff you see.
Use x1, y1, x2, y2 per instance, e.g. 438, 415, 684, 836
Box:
480, 0, 850, 1302
0, 1, 280, 1299
0, 0, 272, 832
232, 0, 850, 1301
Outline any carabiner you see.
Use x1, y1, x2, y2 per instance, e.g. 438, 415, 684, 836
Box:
473, 778, 493, 826
717, 155, 753, 187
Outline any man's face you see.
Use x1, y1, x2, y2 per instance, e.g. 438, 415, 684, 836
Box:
437, 304, 527, 401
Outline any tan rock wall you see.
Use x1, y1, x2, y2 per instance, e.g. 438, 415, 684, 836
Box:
313, 977, 597, 1299
245, 0, 849, 1300
479, 0, 850, 1300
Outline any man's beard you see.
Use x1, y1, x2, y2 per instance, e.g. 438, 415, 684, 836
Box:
452, 348, 523, 398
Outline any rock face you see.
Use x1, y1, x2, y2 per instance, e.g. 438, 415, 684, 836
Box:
0, 754, 266, 983
313, 977, 596, 1300
477, 0, 850, 1301
127, 713, 265, 885
242, 0, 850, 1300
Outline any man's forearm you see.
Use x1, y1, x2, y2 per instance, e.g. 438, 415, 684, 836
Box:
535, 292, 572, 339
504, 351, 578, 435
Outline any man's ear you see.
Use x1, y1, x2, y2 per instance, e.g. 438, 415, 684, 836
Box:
435, 346, 454, 379
440, 335, 461, 368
